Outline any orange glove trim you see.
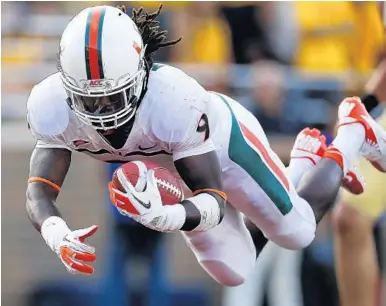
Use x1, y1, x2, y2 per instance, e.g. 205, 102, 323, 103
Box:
60, 246, 96, 275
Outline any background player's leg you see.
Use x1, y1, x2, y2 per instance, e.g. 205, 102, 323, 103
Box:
182, 204, 256, 287
331, 147, 386, 306
222, 242, 279, 306
332, 203, 379, 306
332, 109, 386, 306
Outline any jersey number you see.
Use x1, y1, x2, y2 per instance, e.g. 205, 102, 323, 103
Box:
196, 113, 210, 141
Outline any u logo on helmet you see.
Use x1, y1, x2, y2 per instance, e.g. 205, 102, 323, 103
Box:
133, 41, 142, 55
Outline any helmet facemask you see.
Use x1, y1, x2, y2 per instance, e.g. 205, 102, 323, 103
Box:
62, 59, 147, 131
57, 5, 155, 131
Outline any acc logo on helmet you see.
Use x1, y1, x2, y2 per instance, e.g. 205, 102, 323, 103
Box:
89, 80, 103, 87
81, 79, 113, 91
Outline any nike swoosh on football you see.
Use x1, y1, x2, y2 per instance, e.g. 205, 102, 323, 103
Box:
138, 144, 157, 150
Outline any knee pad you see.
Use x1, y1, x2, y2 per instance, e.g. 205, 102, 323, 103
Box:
186, 231, 256, 286
199, 259, 249, 287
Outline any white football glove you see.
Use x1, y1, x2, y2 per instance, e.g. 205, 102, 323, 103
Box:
109, 169, 184, 232
41, 217, 98, 275
57, 225, 98, 275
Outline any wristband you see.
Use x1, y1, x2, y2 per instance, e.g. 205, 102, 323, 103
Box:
41, 216, 71, 252
181, 193, 222, 232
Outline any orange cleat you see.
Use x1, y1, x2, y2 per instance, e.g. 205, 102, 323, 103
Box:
337, 97, 386, 172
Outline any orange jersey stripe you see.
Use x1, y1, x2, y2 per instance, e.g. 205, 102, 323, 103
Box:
239, 122, 290, 191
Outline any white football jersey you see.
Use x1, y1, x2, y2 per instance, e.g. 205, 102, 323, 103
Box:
27, 64, 233, 178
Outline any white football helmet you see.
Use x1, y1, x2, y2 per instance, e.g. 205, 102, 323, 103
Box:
58, 5, 147, 130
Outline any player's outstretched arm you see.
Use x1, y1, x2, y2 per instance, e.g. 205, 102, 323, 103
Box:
26, 147, 98, 275
26, 147, 71, 231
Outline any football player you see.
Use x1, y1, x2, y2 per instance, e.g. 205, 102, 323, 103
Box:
26, 5, 386, 286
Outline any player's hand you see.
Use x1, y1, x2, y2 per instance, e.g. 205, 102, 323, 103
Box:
109, 169, 169, 231
57, 225, 98, 275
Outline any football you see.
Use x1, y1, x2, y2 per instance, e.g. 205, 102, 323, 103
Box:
111, 160, 184, 205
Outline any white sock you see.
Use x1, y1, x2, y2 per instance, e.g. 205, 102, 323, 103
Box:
331, 123, 365, 172
286, 158, 315, 188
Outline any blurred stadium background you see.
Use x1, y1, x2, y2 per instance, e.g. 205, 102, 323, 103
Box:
2, 1, 386, 306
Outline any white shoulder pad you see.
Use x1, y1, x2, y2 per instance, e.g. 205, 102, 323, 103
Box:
27, 73, 71, 149
140, 65, 215, 160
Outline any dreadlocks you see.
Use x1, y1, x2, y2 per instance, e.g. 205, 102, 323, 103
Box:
117, 4, 182, 67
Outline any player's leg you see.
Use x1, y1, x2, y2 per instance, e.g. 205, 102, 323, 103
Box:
181, 204, 256, 287
217, 93, 381, 251
215, 93, 318, 250
332, 203, 378, 306
331, 152, 385, 306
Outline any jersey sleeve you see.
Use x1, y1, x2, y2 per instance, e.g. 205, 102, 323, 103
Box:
27, 77, 72, 150
171, 109, 216, 161
144, 66, 216, 161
